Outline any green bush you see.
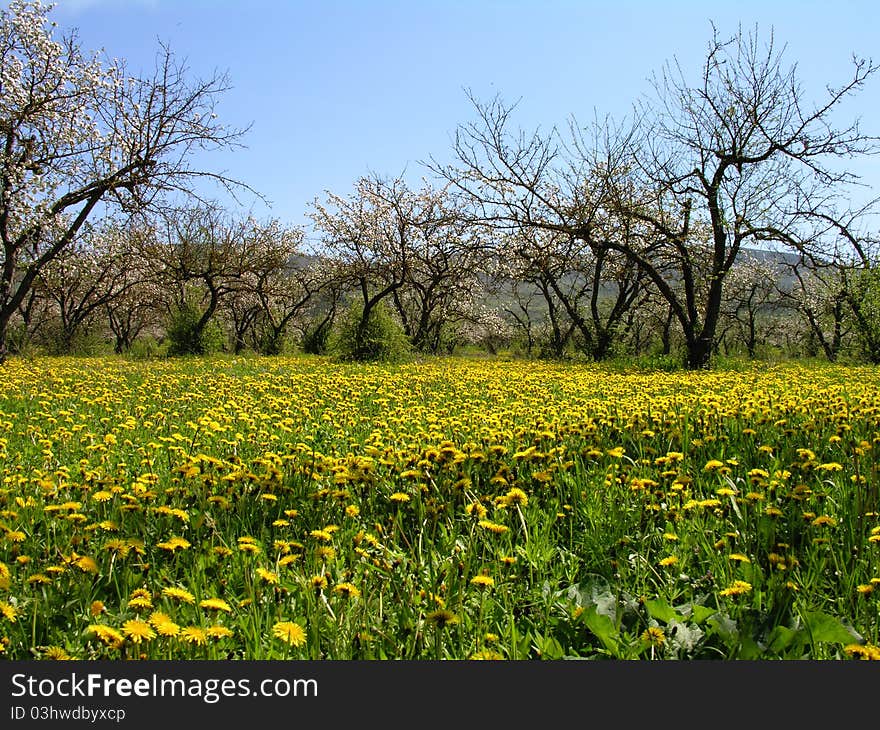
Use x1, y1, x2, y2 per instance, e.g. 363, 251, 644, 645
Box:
166, 302, 225, 356
331, 301, 410, 363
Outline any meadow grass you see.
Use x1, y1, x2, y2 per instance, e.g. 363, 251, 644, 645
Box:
0, 354, 879, 659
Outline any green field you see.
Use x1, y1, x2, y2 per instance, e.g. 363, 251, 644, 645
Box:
0, 355, 878, 659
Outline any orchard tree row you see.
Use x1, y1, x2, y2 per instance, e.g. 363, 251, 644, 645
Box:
2, 1, 878, 367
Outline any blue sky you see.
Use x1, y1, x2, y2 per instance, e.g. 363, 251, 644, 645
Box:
42, 0, 880, 231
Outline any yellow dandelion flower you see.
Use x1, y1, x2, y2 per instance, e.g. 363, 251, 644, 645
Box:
845, 644, 880, 660
121, 619, 155, 644
206, 625, 234, 639
719, 580, 753, 597
641, 626, 666, 647
470, 649, 505, 660
503, 488, 529, 507
477, 520, 509, 535
86, 624, 124, 648
333, 582, 361, 599
812, 515, 838, 527
728, 553, 751, 564
162, 586, 196, 604
272, 621, 306, 647
256, 568, 280, 585
389, 493, 411, 503
309, 574, 328, 591
425, 609, 458, 629
0, 601, 19, 623
179, 627, 207, 646
658, 556, 678, 567
199, 598, 232, 613
89, 600, 106, 617
470, 575, 495, 589
42, 646, 72, 660
816, 462, 843, 472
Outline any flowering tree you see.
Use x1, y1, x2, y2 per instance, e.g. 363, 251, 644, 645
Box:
312, 175, 483, 358
33, 218, 142, 352
0, 0, 250, 362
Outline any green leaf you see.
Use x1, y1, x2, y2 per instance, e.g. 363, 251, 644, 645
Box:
645, 598, 680, 624
579, 604, 620, 656
690, 605, 717, 625
766, 625, 803, 655
532, 631, 566, 660
803, 611, 863, 645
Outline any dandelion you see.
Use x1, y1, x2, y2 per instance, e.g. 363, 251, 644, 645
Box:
812, 515, 838, 527
272, 621, 306, 647
199, 598, 232, 613
128, 588, 153, 610
42, 646, 72, 660
470, 649, 504, 660
89, 601, 106, 617
73, 555, 99, 573
389, 493, 410, 504
503, 487, 529, 507
179, 627, 207, 646
121, 619, 155, 644
256, 568, 280, 585
333, 582, 361, 599
86, 625, 124, 648
310, 575, 328, 591
658, 556, 678, 567
845, 644, 880, 660
162, 586, 196, 604
155, 619, 180, 637
478, 520, 509, 535
816, 462, 843, 472
470, 575, 495, 589
704, 460, 725, 471
728, 553, 751, 564
206, 625, 234, 640
641, 627, 666, 647
0, 602, 18, 623
425, 609, 458, 629
719, 580, 753, 597
156, 536, 191, 552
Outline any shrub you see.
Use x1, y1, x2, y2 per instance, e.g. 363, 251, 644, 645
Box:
166, 302, 225, 356
331, 301, 410, 363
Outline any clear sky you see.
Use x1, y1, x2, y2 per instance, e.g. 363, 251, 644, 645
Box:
37, 0, 880, 233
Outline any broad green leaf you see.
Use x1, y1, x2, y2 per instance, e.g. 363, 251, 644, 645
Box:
645, 598, 680, 624
803, 611, 863, 645
580, 605, 620, 655
690, 605, 717, 625
766, 625, 803, 655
